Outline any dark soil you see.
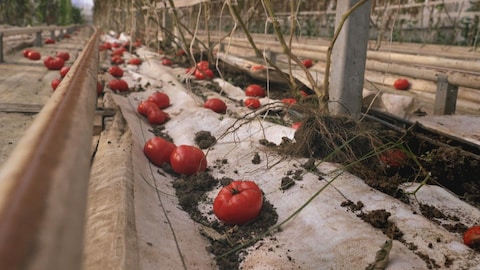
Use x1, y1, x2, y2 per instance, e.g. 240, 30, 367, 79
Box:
151, 56, 480, 269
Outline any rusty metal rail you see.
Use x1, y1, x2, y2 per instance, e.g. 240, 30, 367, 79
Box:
0, 25, 100, 270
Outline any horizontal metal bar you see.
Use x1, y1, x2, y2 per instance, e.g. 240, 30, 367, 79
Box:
0, 25, 99, 270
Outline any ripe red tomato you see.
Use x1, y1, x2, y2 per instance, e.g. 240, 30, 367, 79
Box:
111, 55, 124, 65
464, 225, 480, 250
128, 58, 142, 65
393, 78, 410, 90
250, 65, 265, 71
23, 49, 31, 58
27, 50, 41, 60
281, 98, 297, 106
213, 180, 263, 225
97, 81, 104, 95
56, 51, 70, 61
196, 61, 209, 71
162, 58, 173, 66
111, 48, 126, 56
380, 149, 408, 168
244, 98, 261, 109
108, 79, 129, 92
102, 42, 112, 50
291, 122, 302, 130
134, 40, 142, 48
176, 49, 186, 56
147, 92, 170, 109
63, 33, 71, 38
43, 56, 65, 70
194, 68, 214, 80
147, 107, 168, 125
137, 100, 158, 116
204, 98, 227, 114
302, 59, 313, 68
170, 145, 207, 176
45, 38, 55, 44
60, 66, 70, 78
51, 78, 61, 90
245, 84, 265, 97
108, 66, 124, 78
144, 137, 176, 167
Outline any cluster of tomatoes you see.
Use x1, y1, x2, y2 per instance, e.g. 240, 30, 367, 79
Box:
137, 92, 171, 125
184, 60, 215, 80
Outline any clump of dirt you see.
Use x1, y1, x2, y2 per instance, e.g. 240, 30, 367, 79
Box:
195, 130, 216, 149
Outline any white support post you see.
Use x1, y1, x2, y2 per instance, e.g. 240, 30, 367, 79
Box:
328, 0, 371, 119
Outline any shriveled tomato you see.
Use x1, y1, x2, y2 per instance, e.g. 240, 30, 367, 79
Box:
245, 84, 265, 97
194, 68, 214, 80
147, 107, 168, 125
56, 51, 70, 61
27, 50, 41, 60
213, 180, 263, 225
281, 98, 297, 106
302, 59, 313, 68
250, 65, 265, 71
170, 145, 207, 176
204, 98, 227, 114
51, 78, 61, 91
108, 79, 129, 92
108, 66, 124, 78
380, 149, 408, 168
244, 98, 261, 109
22, 49, 31, 58
393, 78, 410, 90
196, 61, 209, 71
43, 56, 65, 70
45, 38, 55, 44
144, 137, 176, 167
137, 100, 158, 116
162, 58, 173, 66
147, 92, 170, 109
60, 66, 70, 78
128, 58, 142, 65
97, 81, 104, 95
111, 55, 124, 65
464, 225, 480, 250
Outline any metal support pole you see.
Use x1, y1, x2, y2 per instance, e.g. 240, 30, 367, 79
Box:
34, 31, 42, 47
434, 74, 458, 115
50, 30, 55, 39
328, 0, 371, 119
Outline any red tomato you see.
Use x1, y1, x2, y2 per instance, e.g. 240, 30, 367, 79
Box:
204, 98, 227, 114
108, 79, 129, 92
170, 145, 207, 176
291, 122, 302, 130
147, 92, 170, 109
194, 69, 214, 80
51, 78, 61, 91
97, 81, 104, 95
244, 98, 261, 109
143, 137, 177, 167
393, 78, 410, 90
464, 225, 480, 250
111, 55, 124, 65
299, 90, 309, 97
45, 38, 55, 44
380, 149, 408, 168
245, 84, 265, 97
147, 107, 168, 125
281, 98, 297, 106
302, 59, 313, 68
56, 51, 70, 61
59, 66, 70, 78
102, 42, 112, 50
134, 40, 142, 48
22, 49, 31, 58
250, 65, 265, 71
43, 56, 65, 70
176, 49, 186, 56
162, 58, 173, 66
27, 50, 41, 60
108, 66, 124, 78
112, 42, 120, 48
128, 58, 142, 65
63, 33, 71, 38
111, 48, 126, 56
196, 61, 209, 71
213, 180, 263, 225
185, 67, 195, 74
137, 100, 158, 116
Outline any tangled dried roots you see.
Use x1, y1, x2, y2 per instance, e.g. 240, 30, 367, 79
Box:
286, 114, 384, 166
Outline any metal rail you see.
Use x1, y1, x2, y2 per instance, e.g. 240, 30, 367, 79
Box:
0, 25, 100, 270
